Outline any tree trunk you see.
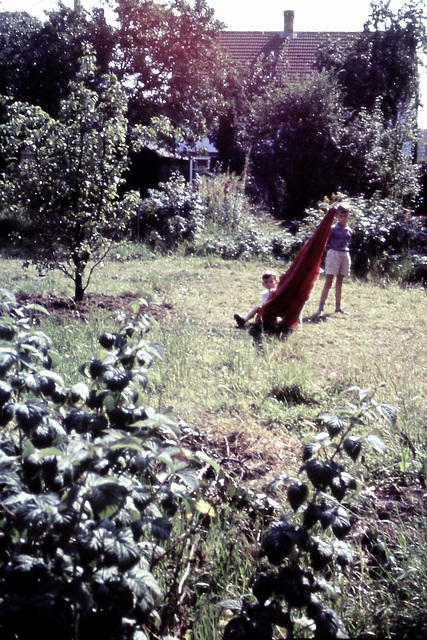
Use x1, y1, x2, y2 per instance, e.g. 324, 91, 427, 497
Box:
74, 266, 84, 301
73, 251, 89, 301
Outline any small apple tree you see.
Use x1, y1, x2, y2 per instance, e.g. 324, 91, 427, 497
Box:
0, 48, 136, 301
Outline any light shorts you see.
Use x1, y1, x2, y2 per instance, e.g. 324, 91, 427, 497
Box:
324, 249, 351, 277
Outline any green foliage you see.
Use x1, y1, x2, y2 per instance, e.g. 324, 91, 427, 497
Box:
237, 65, 420, 217
0, 0, 230, 232
222, 385, 395, 640
342, 104, 420, 205
131, 174, 427, 284
0, 255, 425, 639
134, 170, 300, 260
106, 0, 228, 140
0, 5, 113, 117
0, 288, 225, 640
368, 525, 427, 639
246, 70, 348, 218
0, 49, 134, 301
197, 171, 250, 230
1, 1, 424, 226
195, 173, 296, 260
135, 172, 206, 248
344, 194, 427, 281
0, 1, 225, 143
317, 0, 426, 125
214, 0, 425, 218
0, 11, 42, 105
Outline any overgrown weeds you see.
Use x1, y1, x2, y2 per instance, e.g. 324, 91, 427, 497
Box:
220, 385, 397, 639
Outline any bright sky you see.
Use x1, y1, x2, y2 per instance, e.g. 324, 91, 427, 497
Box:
1, 0, 426, 126
0, 0, 386, 31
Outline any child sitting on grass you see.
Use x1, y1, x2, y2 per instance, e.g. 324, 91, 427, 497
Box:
234, 270, 278, 327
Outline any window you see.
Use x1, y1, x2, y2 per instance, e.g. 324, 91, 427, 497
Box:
191, 157, 210, 180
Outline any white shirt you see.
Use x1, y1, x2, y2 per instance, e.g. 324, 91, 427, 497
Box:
262, 289, 274, 305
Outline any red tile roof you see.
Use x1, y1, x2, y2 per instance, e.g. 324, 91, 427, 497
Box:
218, 31, 358, 76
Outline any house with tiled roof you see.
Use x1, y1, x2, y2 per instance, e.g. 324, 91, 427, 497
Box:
217, 10, 357, 78
130, 10, 360, 194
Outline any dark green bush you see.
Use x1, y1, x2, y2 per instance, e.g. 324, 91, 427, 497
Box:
0, 290, 222, 640
222, 386, 395, 640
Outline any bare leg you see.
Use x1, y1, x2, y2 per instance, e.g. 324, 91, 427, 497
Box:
334, 275, 349, 312
234, 306, 260, 327
244, 306, 260, 322
335, 275, 344, 310
316, 275, 334, 313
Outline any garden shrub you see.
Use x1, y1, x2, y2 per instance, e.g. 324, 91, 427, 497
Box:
136, 175, 427, 284
196, 223, 291, 261
134, 171, 297, 260
344, 195, 427, 282
135, 172, 205, 248
221, 385, 396, 640
286, 195, 427, 284
0, 290, 221, 640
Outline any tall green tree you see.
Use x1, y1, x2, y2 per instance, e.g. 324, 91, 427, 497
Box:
342, 102, 421, 203
245, 67, 420, 217
0, 1, 228, 149
111, 0, 228, 144
316, 0, 427, 125
213, 51, 281, 175
0, 50, 134, 301
0, 5, 115, 117
246, 70, 349, 217
0, 11, 42, 102
217, 0, 425, 217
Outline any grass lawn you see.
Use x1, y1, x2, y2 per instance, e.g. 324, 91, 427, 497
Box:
2, 252, 426, 484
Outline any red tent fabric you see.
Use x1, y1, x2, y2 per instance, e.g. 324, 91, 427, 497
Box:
257, 207, 336, 330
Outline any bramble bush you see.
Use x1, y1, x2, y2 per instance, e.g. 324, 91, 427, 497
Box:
0, 289, 224, 640
221, 385, 395, 640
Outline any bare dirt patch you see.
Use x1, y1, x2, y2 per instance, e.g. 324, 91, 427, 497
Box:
16, 291, 173, 323
208, 427, 302, 486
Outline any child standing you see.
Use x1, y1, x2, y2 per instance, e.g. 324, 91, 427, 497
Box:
314, 204, 352, 317
234, 270, 278, 327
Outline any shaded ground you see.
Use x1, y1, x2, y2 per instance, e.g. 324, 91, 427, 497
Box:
16, 291, 173, 323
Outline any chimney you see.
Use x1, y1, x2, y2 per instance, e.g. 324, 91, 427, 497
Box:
283, 10, 294, 35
